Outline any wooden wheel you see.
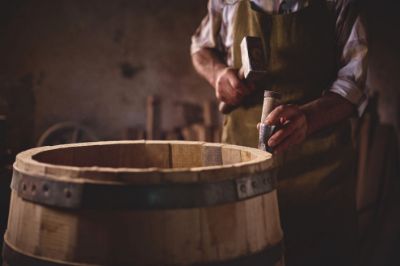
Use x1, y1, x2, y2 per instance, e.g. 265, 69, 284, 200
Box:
36, 122, 97, 147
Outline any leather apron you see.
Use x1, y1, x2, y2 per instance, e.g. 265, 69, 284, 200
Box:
222, 1, 357, 265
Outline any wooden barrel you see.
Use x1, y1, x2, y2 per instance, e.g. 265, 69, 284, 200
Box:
2, 140, 284, 266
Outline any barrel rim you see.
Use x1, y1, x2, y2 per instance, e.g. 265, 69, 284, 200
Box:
15, 140, 273, 184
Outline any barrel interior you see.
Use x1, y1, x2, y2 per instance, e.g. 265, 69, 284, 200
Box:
32, 142, 256, 169
6, 141, 281, 266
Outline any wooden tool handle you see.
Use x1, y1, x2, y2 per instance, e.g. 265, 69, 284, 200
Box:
260, 91, 281, 123
218, 102, 237, 114
258, 90, 281, 152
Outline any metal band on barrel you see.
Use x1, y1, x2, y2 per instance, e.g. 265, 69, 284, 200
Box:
2, 239, 283, 266
10, 167, 277, 210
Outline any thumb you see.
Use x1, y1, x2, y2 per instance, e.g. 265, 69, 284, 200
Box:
238, 67, 245, 80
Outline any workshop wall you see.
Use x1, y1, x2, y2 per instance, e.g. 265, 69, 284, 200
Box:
0, 1, 399, 148
0, 0, 212, 147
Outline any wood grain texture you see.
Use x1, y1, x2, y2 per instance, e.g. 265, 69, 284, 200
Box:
4, 140, 283, 265
146, 95, 161, 140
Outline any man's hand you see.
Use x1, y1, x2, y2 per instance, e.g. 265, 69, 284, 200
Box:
258, 92, 356, 154
191, 49, 253, 106
263, 104, 308, 154
215, 67, 253, 105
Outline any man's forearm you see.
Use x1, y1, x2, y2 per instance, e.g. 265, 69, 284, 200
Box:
191, 48, 227, 87
301, 92, 356, 136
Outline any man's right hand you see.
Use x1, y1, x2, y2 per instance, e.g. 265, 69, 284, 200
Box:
191, 49, 253, 105
214, 67, 253, 106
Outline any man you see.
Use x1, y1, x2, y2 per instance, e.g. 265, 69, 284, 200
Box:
191, 0, 367, 265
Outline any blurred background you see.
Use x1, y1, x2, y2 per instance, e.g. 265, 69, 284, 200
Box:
0, 0, 221, 150
0, 0, 399, 265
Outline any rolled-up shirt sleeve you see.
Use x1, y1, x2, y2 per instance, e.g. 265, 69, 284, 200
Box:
330, 16, 368, 116
191, 0, 224, 55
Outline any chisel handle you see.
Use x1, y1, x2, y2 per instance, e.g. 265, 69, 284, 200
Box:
258, 90, 281, 152
260, 91, 281, 123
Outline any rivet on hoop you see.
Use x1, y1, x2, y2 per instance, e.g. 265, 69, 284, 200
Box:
42, 184, 49, 195
64, 188, 72, 199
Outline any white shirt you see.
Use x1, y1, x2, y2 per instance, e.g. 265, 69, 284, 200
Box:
191, 0, 368, 114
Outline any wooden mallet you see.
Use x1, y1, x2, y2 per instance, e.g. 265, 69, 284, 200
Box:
219, 36, 268, 114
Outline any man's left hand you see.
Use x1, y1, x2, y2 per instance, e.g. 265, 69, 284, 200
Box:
263, 104, 308, 154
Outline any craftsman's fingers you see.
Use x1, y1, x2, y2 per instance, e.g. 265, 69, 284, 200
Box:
216, 81, 236, 102
218, 84, 242, 105
273, 129, 306, 154
265, 104, 301, 125
226, 70, 248, 96
215, 68, 250, 105
215, 70, 239, 105
263, 104, 308, 152
238, 68, 245, 79
268, 119, 300, 148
